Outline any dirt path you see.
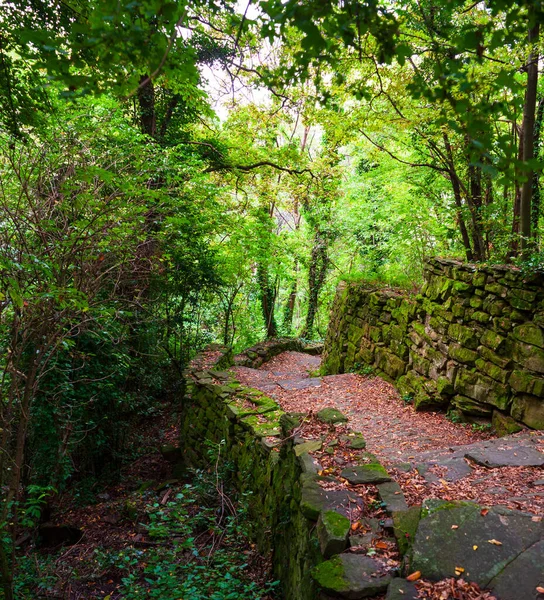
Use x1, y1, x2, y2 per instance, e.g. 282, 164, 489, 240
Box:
233, 351, 544, 515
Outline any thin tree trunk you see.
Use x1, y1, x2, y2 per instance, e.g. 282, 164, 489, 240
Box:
257, 263, 278, 339
443, 134, 473, 261
302, 234, 328, 339
519, 16, 540, 255
531, 97, 544, 237
137, 74, 157, 138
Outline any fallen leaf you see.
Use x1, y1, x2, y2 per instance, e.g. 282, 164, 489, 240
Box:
473, 545, 478, 550
532, 516, 542, 523
454, 566, 465, 575
481, 508, 489, 516
488, 539, 502, 546
451, 524, 459, 530
375, 541, 388, 549
351, 522, 361, 531
406, 571, 421, 582
536, 586, 544, 593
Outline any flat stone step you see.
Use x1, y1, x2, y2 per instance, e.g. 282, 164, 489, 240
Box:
311, 553, 394, 599
278, 377, 322, 390
464, 436, 544, 468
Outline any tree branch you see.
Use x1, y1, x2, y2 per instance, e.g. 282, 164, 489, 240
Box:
358, 130, 449, 173
205, 161, 314, 176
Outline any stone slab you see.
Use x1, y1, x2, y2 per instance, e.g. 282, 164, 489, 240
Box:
278, 377, 322, 390
488, 539, 544, 600
300, 480, 363, 521
464, 437, 544, 468
311, 554, 393, 599
410, 500, 544, 588
385, 578, 418, 600
341, 464, 391, 484
376, 481, 409, 513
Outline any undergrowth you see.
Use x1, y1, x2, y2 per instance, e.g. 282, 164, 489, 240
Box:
11, 451, 278, 600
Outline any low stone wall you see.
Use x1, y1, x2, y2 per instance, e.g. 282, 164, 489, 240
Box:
322, 258, 544, 430
179, 342, 395, 600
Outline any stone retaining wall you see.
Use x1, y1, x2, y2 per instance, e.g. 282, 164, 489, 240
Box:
179, 342, 374, 600
322, 258, 544, 430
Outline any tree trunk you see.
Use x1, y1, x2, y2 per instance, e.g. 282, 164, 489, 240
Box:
519, 16, 540, 255
531, 97, 544, 237
443, 133, 473, 261
302, 233, 328, 339
257, 263, 278, 338
137, 74, 157, 138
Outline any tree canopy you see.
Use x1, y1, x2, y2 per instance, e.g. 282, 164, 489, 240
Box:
1, 0, 543, 597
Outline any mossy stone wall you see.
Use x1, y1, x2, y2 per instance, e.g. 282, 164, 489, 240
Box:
179, 345, 323, 600
322, 258, 544, 430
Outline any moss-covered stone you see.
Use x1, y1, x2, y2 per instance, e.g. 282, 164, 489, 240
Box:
392, 506, 421, 557
485, 282, 508, 297
478, 345, 511, 369
311, 554, 393, 598
341, 463, 391, 484
452, 395, 493, 416
492, 410, 523, 436
472, 310, 491, 323
512, 323, 544, 348
341, 434, 366, 449
294, 440, 323, 456
317, 510, 350, 558
479, 329, 506, 351
511, 394, 544, 430
475, 359, 509, 384
317, 407, 348, 424
448, 343, 479, 365
448, 323, 479, 349
512, 341, 544, 374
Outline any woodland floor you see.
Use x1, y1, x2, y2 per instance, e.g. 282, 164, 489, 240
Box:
233, 351, 544, 516
25, 351, 543, 600
23, 405, 275, 599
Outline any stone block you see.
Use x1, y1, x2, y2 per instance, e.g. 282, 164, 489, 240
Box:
470, 296, 483, 309
317, 407, 348, 424
412, 353, 431, 377
341, 463, 391, 484
471, 310, 491, 323
448, 343, 479, 365
472, 271, 487, 287
475, 359, 509, 384
375, 348, 406, 379
480, 329, 506, 352
376, 481, 408, 513
452, 394, 493, 416
511, 394, 544, 429
492, 316, 512, 332
492, 410, 523, 437
478, 344, 511, 369
392, 506, 421, 557
485, 282, 508, 297
512, 323, 544, 348
311, 554, 393, 599
512, 340, 544, 374
448, 323, 479, 349
317, 510, 350, 558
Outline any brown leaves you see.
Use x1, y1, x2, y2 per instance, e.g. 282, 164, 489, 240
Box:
487, 539, 502, 546
416, 577, 498, 600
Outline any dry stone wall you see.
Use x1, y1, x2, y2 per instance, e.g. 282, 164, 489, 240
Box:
180, 342, 395, 600
322, 258, 544, 430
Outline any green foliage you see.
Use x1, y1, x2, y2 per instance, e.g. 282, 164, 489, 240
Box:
11, 471, 278, 600
401, 394, 414, 405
